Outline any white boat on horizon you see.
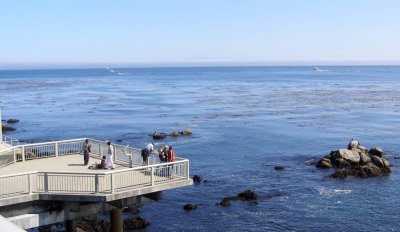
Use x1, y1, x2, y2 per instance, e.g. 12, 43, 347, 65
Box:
313, 66, 321, 71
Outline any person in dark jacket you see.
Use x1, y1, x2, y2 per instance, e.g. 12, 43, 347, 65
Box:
83, 139, 91, 165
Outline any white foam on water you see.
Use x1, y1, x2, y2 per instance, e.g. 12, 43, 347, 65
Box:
334, 189, 352, 194
315, 186, 352, 198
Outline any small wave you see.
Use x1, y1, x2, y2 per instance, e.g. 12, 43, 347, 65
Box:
314, 186, 352, 198
334, 189, 352, 194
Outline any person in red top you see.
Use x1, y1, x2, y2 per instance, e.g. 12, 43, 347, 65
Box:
167, 146, 175, 162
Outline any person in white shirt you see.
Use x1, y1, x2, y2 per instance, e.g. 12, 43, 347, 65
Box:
105, 141, 115, 169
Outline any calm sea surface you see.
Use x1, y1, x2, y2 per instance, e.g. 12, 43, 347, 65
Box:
1, 66, 400, 231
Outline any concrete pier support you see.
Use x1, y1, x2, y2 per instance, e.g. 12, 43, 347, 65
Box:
65, 219, 76, 232
110, 208, 123, 232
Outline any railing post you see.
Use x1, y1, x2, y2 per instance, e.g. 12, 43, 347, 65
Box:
22, 147, 25, 162
55, 142, 59, 157
111, 173, 115, 193
95, 174, 99, 194
13, 148, 16, 163
129, 155, 133, 168
99, 142, 102, 157
187, 160, 190, 179
28, 173, 32, 194
151, 167, 154, 186
44, 173, 49, 193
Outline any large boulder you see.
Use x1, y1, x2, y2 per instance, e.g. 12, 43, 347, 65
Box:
331, 157, 351, 169
369, 147, 383, 157
360, 153, 371, 165
316, 158, 333, 168
333, 149, 360, 164
370, 155, 389, 169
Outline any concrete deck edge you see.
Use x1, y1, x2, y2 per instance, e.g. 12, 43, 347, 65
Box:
1, 178, 193, 206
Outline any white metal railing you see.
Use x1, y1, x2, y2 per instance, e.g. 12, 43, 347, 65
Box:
0, 138, 87, 163
0, 137, 174, 167
0, 147, 15, 168
2, 135, 19, 146
0, 138, 190, 199
0, 160, 189, 198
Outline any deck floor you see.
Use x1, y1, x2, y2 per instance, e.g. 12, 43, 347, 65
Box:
0, 154, 128, 175
0, 142, 12, 152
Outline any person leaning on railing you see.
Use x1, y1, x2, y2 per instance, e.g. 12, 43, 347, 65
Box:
141, 142, 153, 166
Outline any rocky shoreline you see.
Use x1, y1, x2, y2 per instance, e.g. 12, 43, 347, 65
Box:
38, 214, 150, 232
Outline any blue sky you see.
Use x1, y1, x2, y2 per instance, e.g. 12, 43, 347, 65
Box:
0, 0, 399, 68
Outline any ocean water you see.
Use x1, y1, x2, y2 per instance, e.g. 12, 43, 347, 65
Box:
1, 66, 400, 231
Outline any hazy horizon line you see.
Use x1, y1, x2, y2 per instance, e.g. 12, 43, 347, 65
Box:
1, 60, 400, 71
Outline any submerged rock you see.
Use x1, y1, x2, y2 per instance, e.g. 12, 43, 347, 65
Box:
238, 189, 258, 201
193, 175, 201, 184
2, 124, 16, 131
77, 215, 110, 232
170, 131, 180, 137
316, 140, 391, 179
274, 165, 285, 170
181, 129, 192, 135
218, 200, 231, 207
183, 204, 198, 210
124, 217, 150, 230
218, 189, 258, 207
152, 132, 167, 139
6, 118, 19, 123
76, 214, 150, 231
152, 129, 192, 139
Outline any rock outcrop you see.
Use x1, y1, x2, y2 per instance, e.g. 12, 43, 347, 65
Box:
316, 140, 391, 179
151, 129, 193, 139
217, 189, 258, 207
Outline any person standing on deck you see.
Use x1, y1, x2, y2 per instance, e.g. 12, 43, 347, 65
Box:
105, 141, 115, 169
142, 142, 154, 166
82, 139, 91, 165
167, 146, 175, 162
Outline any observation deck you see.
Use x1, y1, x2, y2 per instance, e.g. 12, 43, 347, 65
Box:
0, 138, 192, 231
